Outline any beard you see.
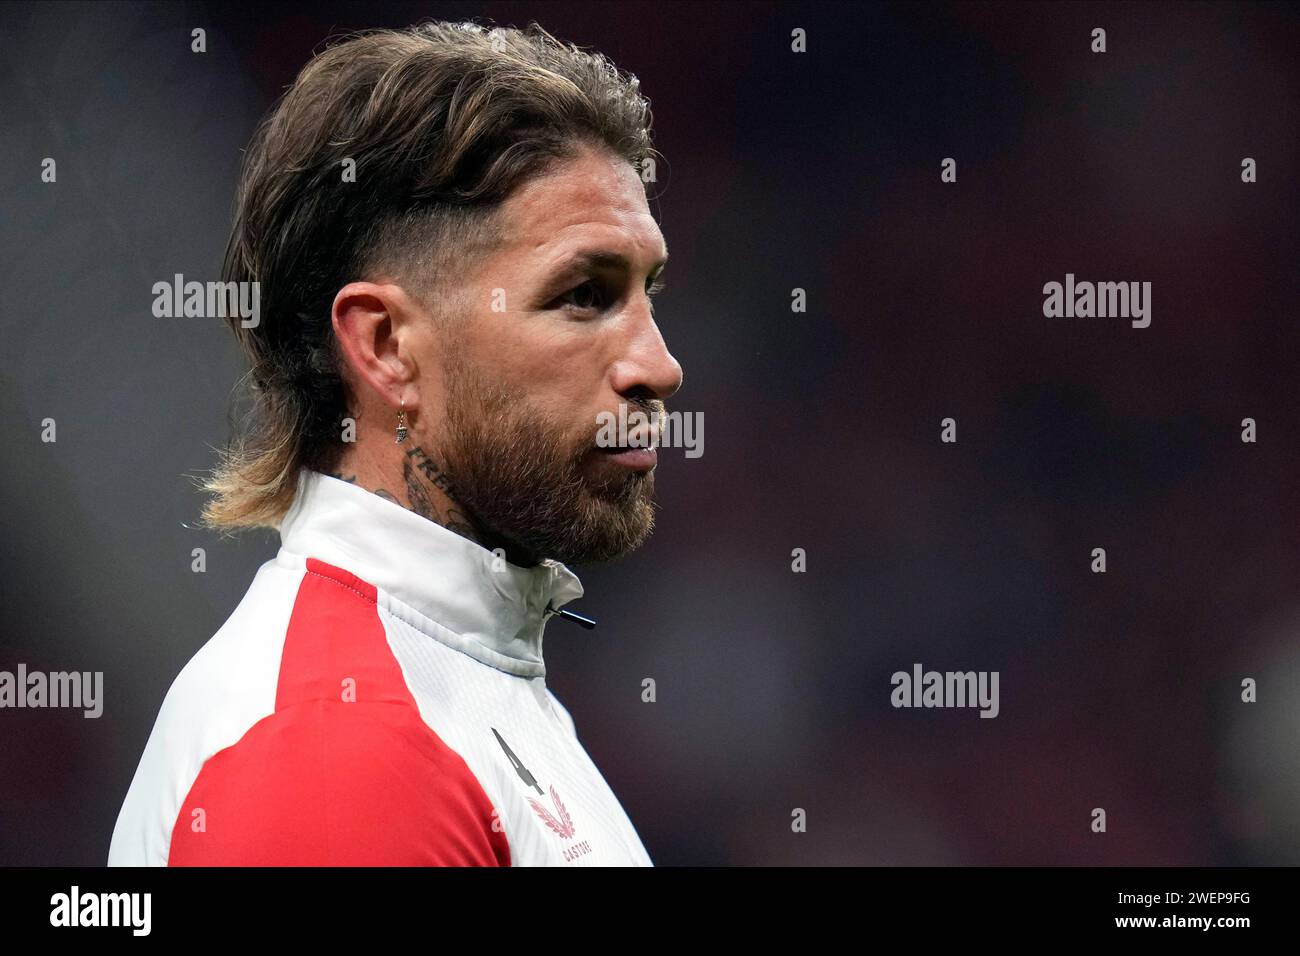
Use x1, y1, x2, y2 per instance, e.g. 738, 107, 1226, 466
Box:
435, 349, 660, 567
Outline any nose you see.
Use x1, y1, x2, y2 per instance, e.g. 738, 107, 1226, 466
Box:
609, 312, 683, 402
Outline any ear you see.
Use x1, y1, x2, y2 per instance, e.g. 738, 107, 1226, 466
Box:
330, 281, 424, 411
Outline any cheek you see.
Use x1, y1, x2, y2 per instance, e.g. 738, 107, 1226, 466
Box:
479, 324, 612, 417
406, 327, 449, 417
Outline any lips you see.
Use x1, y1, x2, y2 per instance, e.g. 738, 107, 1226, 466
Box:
597, 445, 657, 471
591, 410, 660, 471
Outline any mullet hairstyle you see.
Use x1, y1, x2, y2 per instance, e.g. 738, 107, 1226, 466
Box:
201, 20, 657, 530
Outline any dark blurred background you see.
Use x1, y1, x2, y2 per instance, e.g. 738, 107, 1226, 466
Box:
2, 0, 1298, 866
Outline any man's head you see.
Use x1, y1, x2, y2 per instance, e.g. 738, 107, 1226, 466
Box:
204, 21, 682, 565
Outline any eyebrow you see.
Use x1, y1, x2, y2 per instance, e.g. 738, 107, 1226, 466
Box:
553, 249, 669, 276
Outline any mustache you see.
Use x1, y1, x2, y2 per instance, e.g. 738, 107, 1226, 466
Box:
625, 397, 665, 419
592, 398, 667, 448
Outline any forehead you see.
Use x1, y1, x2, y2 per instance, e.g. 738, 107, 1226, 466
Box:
489, 145, 666, 269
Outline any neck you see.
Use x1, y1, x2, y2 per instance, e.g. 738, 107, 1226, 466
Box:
329, 440, 540, 568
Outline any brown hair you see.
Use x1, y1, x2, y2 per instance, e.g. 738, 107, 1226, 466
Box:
201, 19, 656, 530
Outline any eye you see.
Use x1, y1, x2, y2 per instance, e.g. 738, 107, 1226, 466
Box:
646, 275, 667, 297
554, 280, 606, 313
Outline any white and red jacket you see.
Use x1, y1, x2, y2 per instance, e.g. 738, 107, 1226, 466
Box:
108, 470, 652, 866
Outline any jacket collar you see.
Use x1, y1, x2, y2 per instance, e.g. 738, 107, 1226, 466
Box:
276, 469, 584, 678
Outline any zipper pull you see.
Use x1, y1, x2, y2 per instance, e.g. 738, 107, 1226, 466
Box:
545, 601, 597, 630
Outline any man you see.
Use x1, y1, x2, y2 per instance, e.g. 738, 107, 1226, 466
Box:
108, 20, 681, 866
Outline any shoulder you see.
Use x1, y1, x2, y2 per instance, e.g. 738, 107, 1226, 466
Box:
161, 558, 304, 739
166, 556, 509, 865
